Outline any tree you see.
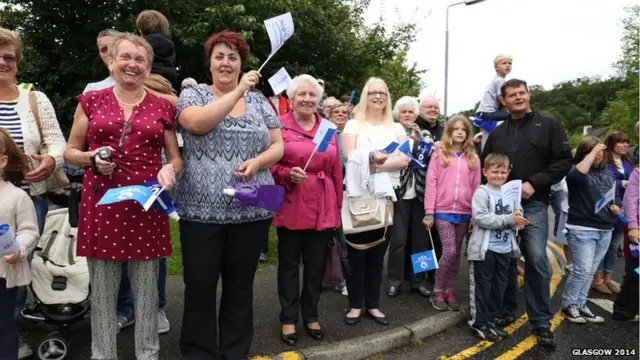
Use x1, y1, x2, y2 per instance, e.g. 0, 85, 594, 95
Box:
1, 0, 424, 133
600, 4, 639, 140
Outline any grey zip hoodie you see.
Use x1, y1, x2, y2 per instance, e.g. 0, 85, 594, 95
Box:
467, 185, 522, 261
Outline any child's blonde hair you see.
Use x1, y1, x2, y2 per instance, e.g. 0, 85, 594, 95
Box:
483, 153, 510, 170
494, 54, 513, 66
439, 115, 477, 170
0, 128, 31, 186
136, 10, 170, 35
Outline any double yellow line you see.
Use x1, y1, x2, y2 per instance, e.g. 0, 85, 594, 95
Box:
441, 242, 567, 360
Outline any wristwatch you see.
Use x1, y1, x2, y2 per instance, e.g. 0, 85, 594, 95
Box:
89, 153, 98, 174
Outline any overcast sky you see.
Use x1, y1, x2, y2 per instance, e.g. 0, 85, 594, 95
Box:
363, 0, 630, 114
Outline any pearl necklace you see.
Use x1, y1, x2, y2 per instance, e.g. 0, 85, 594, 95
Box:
114, 88, 146, 107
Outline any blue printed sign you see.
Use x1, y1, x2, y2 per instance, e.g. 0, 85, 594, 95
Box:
0, 224, 19, 256
414, 140, 432, 168
411, 250, 439, 274
97, 185, 154, 207
398, 140, 426, 169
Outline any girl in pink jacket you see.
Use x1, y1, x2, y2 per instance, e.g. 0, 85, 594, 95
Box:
423, 115, 481, 311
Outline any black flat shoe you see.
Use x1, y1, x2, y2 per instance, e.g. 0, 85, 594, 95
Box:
367, 311, 389, 326
387, 286, 399, 297
305, 326, 324, 340
344, 313, 362, 325
280, 331, 298, 346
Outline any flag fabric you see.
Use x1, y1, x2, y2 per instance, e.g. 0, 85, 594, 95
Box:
595, 183, 616, 214
0, 224, 19, 256
349, 90, 356, 103
411, 250, 439, 273
473, 118, 498, 133
398, 140, 427, 169
379, 141, 400, 155
312, 119, 337, 153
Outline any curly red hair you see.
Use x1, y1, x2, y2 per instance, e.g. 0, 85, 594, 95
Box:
204, 30, 250, 68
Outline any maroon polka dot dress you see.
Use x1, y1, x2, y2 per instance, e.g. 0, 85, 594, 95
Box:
76, 87, 175, 261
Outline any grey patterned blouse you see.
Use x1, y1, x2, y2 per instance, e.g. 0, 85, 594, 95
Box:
174, 84, 281, 224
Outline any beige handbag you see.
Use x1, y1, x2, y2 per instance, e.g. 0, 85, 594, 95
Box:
341, 193, 393, 234
29, 92, 69, 193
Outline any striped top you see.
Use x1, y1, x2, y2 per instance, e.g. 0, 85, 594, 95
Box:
0, 99, 29, 191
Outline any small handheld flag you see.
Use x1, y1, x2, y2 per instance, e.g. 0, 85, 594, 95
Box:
349, 90, 356, 103
303, 119, 337, 171
398, 140, 426, 169
411, 230, 439, 273
472, 118, 498, 133
0, 224, 19, 257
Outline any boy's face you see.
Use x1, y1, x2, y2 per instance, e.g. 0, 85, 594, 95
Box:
483, 164, 510, 187
495, 59, 512, 77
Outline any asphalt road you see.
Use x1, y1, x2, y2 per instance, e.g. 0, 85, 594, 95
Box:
381, 259, 639, 360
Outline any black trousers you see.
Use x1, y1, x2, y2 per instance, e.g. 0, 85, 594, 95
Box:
346, 228, 389, 309
470, 251, 510, 328
276, 227, 331, 325
502, 257, 519, 317
614, 258, 639, 319
387, 198, 429, 289
179, 218, 272, 360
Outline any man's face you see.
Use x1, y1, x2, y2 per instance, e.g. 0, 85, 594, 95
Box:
419, 98, 440, 122
500, 85, 530, 114
98, 36, 114, 68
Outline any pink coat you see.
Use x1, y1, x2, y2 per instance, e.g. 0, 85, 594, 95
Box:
424, 151, 481, 215
271, 112, 343, 231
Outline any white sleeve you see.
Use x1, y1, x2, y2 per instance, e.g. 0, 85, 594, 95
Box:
343, 119, 359, 136
393, 123, 406, 141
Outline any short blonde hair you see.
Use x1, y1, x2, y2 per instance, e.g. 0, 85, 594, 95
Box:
136, 10, 170, 35
393, 96, 419, 120
286, 74, 324, 100
0, 27, 23, 64
355, 77, 394, 125
494, 54, 513, 66
107, 33, 154, 66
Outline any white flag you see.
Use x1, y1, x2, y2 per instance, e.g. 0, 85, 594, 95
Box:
264, 12, 295, 58
267, 67, 292, 95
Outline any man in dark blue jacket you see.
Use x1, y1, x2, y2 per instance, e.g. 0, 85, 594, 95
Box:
482, 79, 572, 348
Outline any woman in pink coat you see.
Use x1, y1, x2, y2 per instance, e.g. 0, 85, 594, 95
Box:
271, 74, 343, 346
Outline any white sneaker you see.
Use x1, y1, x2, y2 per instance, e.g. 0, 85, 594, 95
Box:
579, 306, 604, 323
341, 286, 348, 296
18, 339, 33, 359
562, 305, 587, 324
158, 310, 171, 334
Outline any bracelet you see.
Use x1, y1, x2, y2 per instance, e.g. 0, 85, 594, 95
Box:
582, 158, 593, 166
369, 151, 375, 165
423, 215, 434, 221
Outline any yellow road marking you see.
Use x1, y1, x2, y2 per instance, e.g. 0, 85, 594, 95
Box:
441, 248, 564, 360
494, 310, 565, 360
546, 242, 567, 263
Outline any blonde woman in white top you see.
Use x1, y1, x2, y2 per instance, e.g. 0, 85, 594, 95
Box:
0, 128, 39, 359
341, 77, 409, 326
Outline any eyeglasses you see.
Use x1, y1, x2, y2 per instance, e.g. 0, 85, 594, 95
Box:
0, 54, 17, 63
367, 91, 387, 98
118, 121, 133, 148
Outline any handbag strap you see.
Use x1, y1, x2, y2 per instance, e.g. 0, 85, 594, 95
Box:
345, 198, 393, 250
28, 91, 46, 149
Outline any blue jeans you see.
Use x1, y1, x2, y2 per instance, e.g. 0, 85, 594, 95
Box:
520, 200, 554, 328
562, 229, 612, 307
596, 227, 624, 274
14, 196, 48, 321
2, 279, 19, 359
116, 258, 167, 318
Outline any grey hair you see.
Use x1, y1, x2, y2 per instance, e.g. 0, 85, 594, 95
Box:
418, 94, 439, 105
393, 96, 419, 120
286, 74, 324, 100
97, 29, 120, 41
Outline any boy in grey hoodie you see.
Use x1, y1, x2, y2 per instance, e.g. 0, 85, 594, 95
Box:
467, 154, 529, 341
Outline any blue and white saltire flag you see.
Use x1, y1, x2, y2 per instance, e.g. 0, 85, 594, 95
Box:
349, 90, 356, 103
0, 224, 19, 256
379, 141, 400, 155
304, 118, 337, 170
472, 117, 498, 133
312, 118, 337, 153
97, 185, 165, 212
398, 139, 427, 169
595, 183, 616, 214
411, 249, 439, 273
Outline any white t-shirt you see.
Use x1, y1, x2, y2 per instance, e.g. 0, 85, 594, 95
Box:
343, 119, 406, 186
403, 138, 417, 200
82, 76, 116, 94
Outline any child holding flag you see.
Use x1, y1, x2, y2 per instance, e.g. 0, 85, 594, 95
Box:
467, 153, 528, 341
0, 129, 39, 358
423, 115, 481, 311
561, 137, 621, 324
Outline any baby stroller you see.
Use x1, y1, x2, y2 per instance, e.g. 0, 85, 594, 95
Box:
21, 165, 90, 360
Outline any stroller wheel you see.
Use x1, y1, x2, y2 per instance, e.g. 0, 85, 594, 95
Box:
37, 334, 69, 360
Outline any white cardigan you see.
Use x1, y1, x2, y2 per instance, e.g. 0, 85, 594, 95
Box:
14, 86, 66, 196
0, 181, 39, 288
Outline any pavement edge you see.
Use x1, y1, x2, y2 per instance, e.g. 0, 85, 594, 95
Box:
268, 306, 469, 360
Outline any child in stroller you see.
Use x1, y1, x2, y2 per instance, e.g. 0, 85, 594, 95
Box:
21, 164, 90, 360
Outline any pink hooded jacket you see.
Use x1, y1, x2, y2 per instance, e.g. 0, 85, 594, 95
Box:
424, 151, 482, 215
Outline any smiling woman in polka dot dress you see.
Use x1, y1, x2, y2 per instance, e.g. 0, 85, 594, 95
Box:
63, 32, 183, 360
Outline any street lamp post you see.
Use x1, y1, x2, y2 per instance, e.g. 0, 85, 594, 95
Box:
444, 0, 486, 118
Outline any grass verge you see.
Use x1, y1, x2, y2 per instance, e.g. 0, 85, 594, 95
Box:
166, 220, 279, 275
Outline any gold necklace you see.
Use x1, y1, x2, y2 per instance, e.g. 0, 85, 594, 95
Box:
114, 88, 146, 107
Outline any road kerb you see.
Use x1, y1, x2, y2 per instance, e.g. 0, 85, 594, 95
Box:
404, 305, 469, 340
